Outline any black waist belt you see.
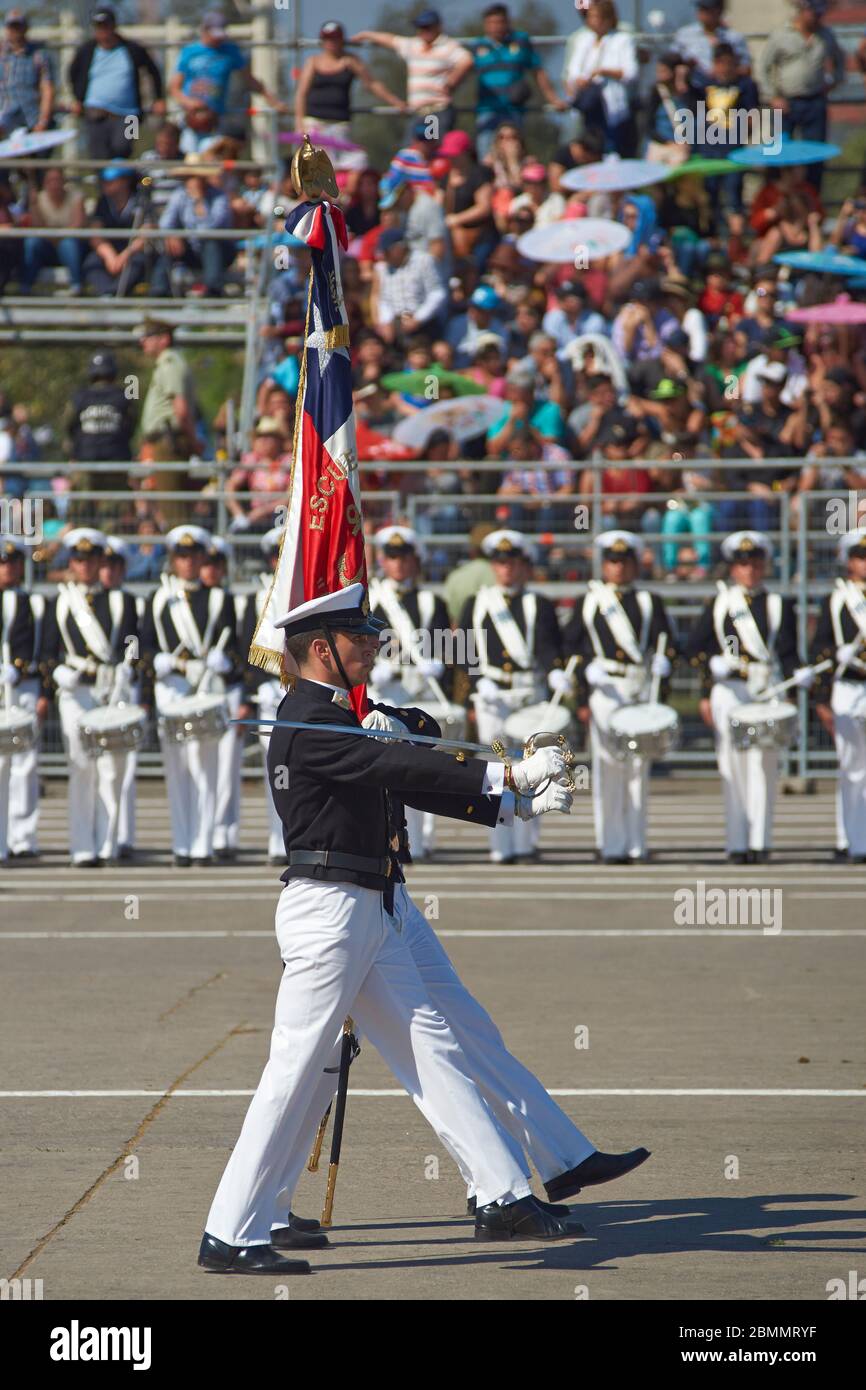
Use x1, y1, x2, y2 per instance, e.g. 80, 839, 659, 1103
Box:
287, 849, 392, 877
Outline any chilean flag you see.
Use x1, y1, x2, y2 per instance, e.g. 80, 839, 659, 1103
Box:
249, 198, 368, 707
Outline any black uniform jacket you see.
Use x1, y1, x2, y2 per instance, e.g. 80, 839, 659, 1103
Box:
268, 679, 504, 893
686, 590, 799, 697
809, 589, 866, 703
371, 585, 456, 699
42, 586, 139, 687
457, 586, 563, 690
561, 587, 675, 704
1, 585, 46, 690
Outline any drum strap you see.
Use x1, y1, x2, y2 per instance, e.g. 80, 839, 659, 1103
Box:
473, 587, 536, 678
586, 582, 646, 666
59, 583, 114, 666
30, 593, 44, 666
714, 584, 777, 663
833, 581, 866, 672
108, 589, 125, 653
1, 588, 17, 645
203, 586, 227, 653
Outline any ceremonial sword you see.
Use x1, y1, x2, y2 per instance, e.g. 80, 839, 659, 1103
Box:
232, 717, 526, 761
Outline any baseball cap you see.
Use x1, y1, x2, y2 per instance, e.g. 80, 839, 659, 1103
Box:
413, 8, 441, 26
649, 377, 687, 400
5, 9, 28, 26
319, 20, 344, 38
438, 130, 472, 159
598, 417, 639, 448
101, 163, 135, 182
470, 285, 503, 312
88, 350, 117, 379
202, 9, 227, 36
557, 279, 587, 299
91, 5, 116, 22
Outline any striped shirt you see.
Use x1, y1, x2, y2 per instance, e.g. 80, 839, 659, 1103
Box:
392, 33, 470, 112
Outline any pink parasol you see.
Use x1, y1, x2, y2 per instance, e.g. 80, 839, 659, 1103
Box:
786, 294, 866, 325
278, 129, 363, 153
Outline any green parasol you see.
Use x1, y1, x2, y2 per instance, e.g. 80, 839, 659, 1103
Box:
380, 363, 487, 397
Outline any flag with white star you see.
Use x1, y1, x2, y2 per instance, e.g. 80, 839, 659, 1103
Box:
249, 198, 368, 691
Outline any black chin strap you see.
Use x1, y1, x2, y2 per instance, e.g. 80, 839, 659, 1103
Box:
322, 622, 353, 694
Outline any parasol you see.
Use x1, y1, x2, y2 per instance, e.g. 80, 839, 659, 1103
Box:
560, 158, 669, 193
392, 395, 506, 449
516, 217, 630, 264
380, 364, 487, 397
785, 294, 866, 325
730, 138, 841, 168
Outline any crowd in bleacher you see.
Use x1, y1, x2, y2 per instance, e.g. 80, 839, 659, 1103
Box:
2, 2, 866, 584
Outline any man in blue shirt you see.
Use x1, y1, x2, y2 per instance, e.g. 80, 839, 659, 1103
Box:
68, 7, 164, 160
469, 3, 567, 157
674, 0, 750, 80
169, 9, 285, 132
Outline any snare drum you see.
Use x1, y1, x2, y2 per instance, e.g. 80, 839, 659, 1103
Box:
0, 707, 37, 754
79, 703, 147, 757
728, 700, 798, 751
608, 702, 680, 761
503, 701, 572, 746
420, 701, 468, 742
160, 693, 228, 743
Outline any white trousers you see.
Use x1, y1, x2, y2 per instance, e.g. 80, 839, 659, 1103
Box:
1, 678, 40, 856
711, 680, 778, 853
589, 680, 650, 859
117, 747, 137, 849
214, 684, 244, 852
58, 687, 125, 863
474, 692, 540, 859
832, 680, 866, 856
205, 879, 531, 1245
268, 881, 595, 1227
156, 676, 219, 859
257, 681, 284, 859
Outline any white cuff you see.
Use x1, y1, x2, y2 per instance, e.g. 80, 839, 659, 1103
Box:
482, 762, 505, 797
496, 788, 515, 826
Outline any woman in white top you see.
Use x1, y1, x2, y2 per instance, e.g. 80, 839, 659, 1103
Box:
562, 0, 638, 158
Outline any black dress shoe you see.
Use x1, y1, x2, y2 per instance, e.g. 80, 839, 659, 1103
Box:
474, 1195, 572, 1241
727, 851, 748, 864
270, 1224, 330, 1250
174, 854, 191, 868
288, 1210, 322, 1233
72, 858, 101, 869
118, 844, 134, 862
214, 847, 235, 862
601, 855, 629, 865
10, 849, 39, 860
833, 848, 849, 862
197, 1232, 309, 1275
545, 1147, 651, 1203
192, 856, 214, 867
467, 1193, 572, 1219
848, 853, 866, 864
749, 849, 770, 864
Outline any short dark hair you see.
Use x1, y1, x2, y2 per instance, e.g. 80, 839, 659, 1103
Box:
285, 630, 326, 665
483, 3, 509, 16
713, 41, 735, 61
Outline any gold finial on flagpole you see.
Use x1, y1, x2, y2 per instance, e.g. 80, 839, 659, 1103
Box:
291, 133, 339, 200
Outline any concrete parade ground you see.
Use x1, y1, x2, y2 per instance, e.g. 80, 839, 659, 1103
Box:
1, 778, 864, 1303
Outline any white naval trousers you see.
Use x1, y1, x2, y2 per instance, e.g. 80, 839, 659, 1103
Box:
57, 687, 124, 863
832, 680, 866, 856
710, 679, 778, 853
117, 745, 137, 850
214, 683, 244, 853
156, 675, 220, 860
257, 680, 285, 859
473, 689, 541, 860
2, 677, 40, 856
267, 881, 595, 1227
589, 679, 650, 860
205, 879, 532, 1246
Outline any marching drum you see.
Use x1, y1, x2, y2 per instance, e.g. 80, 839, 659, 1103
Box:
0, 708, 37, 755
160, 693, 228, 744
608, 702, 680, 761
728, 700, 798, 751
79, 704, 147, 757
503, 701, 572, 746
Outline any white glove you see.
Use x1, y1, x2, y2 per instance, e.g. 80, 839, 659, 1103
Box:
476, 676, 500, 701
362, 709, 409, 741
584, 658, 608, 688
228, 513, 250, 532
370, 658, 397, 687
651, 652, 671, 679
548, 668, 572, 695
511, 745, 567, 793
516, 782, 574, 820
416, 656, 444, 679
53, 663, 79, 692
710, 653, 737, 681
153, 652, 176, 679
1, 662, 19, 687
791, 666, 814, 691
837, 640, 861, 668
206, 649, 232, 675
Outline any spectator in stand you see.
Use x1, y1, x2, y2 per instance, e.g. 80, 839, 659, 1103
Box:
378, 172, 448, 262
346, 169, 383, 237
486, 365, 566, 459
0, 9, 54, 137
643, 50, 696, 166
63, 351, 136, 512
691, 42, 762, 217
446, 284, 506, 367
721, 361, 810, 530
169, 10, 285, 134
830, 194, 866, 263
741, 324, 807, 405
351, 11, 474, 141
562, 0, 638, 159
750, 188, 823, 264
543, 279, 608, 350
139, 121, 183, 214
21, 166, 85, 295
138, 318, 201, 523
483, 122, 526, 229
0, 170, 22, 292
612, 279, 679, 363
468, 3, 567, 158
737, 264, 782, 347
295, 20, 407, 184
466, 334, 508, 397
578, 416, 655, 532
370, 227, 447, 347
548, 126, 606, 195
568, 372, 625, 456
83, 164, 150, 297
518, 332, 575, 414
151, 156, 234, 299
674, 0, 750, 80
507, 161, 565, 229
68, 6, 164, 161
757, 0, 845, 185
439, 130, 498, 268
498, 432, 575, 531
748, 164, 822, 239
226, 417, 292, 533
177, 102, 220, 156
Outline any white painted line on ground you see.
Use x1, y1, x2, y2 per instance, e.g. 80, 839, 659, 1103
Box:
0, 1088, 862, 1099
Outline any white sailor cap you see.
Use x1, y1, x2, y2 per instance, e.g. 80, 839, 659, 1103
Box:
275, 582, 387, 638
103, 535, 130, 564
205, 535, 231, 560
482, 528, 534, 562
721, 530, 771, 561
374, 524, 422, 556
838, 528, 866, 561
64, 527, 108, 556
260, 527, 283, 555
596, 530, 640, 558
165, 524, 212, 553
0, 533, 26, 560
